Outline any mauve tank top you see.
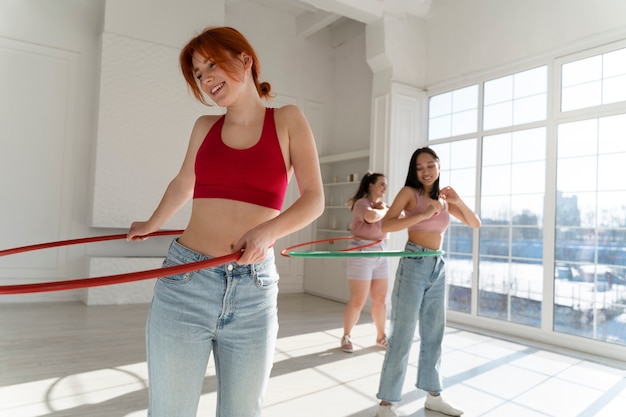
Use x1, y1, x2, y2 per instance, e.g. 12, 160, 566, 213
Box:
405, 188, 450, 233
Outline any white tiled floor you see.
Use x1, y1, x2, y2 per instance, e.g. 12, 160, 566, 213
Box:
1, 293, 625, 417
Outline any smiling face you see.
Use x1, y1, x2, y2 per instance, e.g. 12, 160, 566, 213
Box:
368, 175, 387, 200
179, 27, 263, 106
415, 151, 440, 189
192, 52, 246, 106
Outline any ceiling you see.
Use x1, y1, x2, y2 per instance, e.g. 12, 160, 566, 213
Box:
227, 0, 433, 37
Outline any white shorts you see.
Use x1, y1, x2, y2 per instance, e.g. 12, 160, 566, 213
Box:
346, 240, 389, 281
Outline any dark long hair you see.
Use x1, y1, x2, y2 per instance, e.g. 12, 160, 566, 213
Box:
346, 172, 385, 210
405, 147, 440, 199
179, 26, 272, 106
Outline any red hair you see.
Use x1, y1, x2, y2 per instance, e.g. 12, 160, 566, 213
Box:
180, 27, 272, 106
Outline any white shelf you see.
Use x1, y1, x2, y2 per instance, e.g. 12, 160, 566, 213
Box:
304, 149, 369, 303
324, 181, 358, 187
319, 149, 369, 164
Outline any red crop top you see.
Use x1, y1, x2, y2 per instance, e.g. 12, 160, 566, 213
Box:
193, 108, 288, 210
405, 188, 450, 233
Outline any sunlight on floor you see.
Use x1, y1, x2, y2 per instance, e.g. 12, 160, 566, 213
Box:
1, 296, 625, 417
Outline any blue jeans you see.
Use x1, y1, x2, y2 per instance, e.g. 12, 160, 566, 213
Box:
146, 239, 279, 417
376, 242, 446, 402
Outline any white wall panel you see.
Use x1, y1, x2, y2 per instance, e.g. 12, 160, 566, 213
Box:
0, 38, 76, 273
84, 256, 163, 305
91, 32, 220, 228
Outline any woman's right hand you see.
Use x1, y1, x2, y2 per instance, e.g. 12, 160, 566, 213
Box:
127, 221, 156, 241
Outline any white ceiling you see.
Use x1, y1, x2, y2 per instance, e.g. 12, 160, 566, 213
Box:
227, 0, 433, 37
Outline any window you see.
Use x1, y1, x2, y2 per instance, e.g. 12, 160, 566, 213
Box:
483, 66, 547, 130
431, 140, 478, 314
561, 46, 626, 111
479, 128, 546, 326
428, 85, 478, 140
426, 40, 626, 352
554, 114, 626, 342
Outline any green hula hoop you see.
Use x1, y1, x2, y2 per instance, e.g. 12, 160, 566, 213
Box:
286, 250, 444, 258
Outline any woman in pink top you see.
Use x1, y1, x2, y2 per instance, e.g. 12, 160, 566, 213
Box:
375, 147, 480, 417
126, 27, 324, 417
341, 172, 390, 353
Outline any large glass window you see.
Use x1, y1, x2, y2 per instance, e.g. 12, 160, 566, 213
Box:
431, 140, 478, 314
483, 66, 547, 130
561, 46, 626, 111
554, 114, 626, 345
479, 128, 546, 326
428, 85, 478, 140
426, 42, 626, 354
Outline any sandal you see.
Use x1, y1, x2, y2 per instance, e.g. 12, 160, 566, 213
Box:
376, 336, 388, 349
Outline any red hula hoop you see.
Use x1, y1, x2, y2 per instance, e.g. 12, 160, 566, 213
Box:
0, 230, 242, 295
280, 236, 383, 257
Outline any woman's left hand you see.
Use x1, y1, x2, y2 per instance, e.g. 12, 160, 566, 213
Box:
440, 186, 460, 204
232, 228, 274, 265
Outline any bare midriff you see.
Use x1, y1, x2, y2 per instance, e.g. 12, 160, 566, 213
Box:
408, 230, 444, 252
178, 198, 279, 257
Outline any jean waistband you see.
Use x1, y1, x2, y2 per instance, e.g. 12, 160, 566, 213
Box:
168, 238, 274, 269
405, 241, 439, 254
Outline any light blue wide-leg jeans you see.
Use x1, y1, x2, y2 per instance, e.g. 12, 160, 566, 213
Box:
376, 241, 446, 402
146, 239, 279, 417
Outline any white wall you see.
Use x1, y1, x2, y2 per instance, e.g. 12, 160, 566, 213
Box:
0, 0, 110, 303
425, 0, 626, 87
329, 20, 373, 156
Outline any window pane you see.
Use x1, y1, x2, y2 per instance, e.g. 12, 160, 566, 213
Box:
480, 127, 546, 328
597, 153, 626, 191
482, 195, 511, 223
599, 114, 626, 153
478, 257, 542, 327
447, 254, 473, 314
448, 224, 475, 254
514, 66, 548, 98
452, 85, 478, 112
483, 133, 511, 165
449, 139, 477, 168
480, 226, 510, 257
484, 75, 513, 105
561, 48, 626, 112
513, 94, 547, 125
556, 156, 597, 193
428, 86, 478, 140
557, 119, 598, 157
598, 191, 626, 228
428, 115, 451, 140
482, 165, 511, 196
511, 194, 544, 224
449, 167, 476, 198
603, 47, 626, 78
512, 226, 543, 259
598, 229, 626, 263
429, 92, 451, 117
484, 66, 547, 129
483, 102, 513, 130
437, 139, 477, 316
452, 108, 478, 136
602, 74, 626, 104
512, 128, 546, 162
555, 191, 580, 227
561, 82, 602, 111
555, 227, 596, 263
575, 191, 598, 228
512, 161, 545, 194
562, 55, 602, 87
